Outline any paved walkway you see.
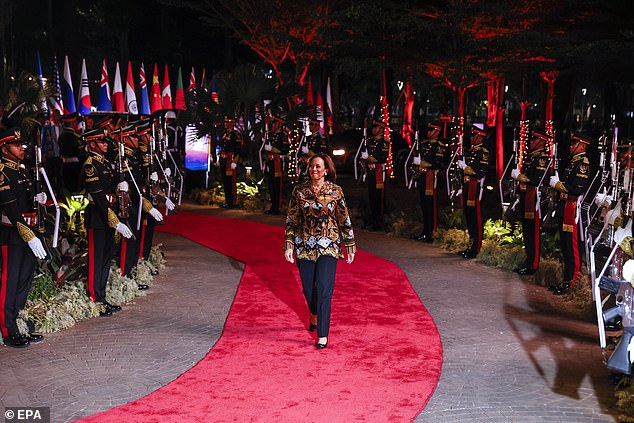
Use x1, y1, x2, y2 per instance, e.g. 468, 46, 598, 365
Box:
0, 202, 619, 422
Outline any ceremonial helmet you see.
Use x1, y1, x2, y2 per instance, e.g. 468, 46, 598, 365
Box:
470, 124, 487, 145
530, 130, 549, 151
0, 127, 23, 147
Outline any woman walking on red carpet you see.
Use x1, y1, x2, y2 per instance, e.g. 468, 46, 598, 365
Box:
284, 153, 356, 349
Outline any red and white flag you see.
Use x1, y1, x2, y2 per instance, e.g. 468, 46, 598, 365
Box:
112, 62, 125, 112
125, 61, 138, 114
188, 66, 196, 91
79, 58, 92, 115
150, 63, 162, 113
162, 64, 173, 109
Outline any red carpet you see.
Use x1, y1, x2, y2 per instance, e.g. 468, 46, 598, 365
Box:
78, 212, 442, 422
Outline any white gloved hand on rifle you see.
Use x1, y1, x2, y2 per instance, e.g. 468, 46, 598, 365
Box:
510, 168, 520, 180
549, 172, 560, 188
117, 181, 129, 192
115, 222, 133, 239
150, 171, 159, 182
28, 237, 47, 259
33, 192, 47, 205
164, 168, 171, 177
165, 198, 176, 211
361, 151, 368, 160
230, 162, 237, 170
149, 207, 164, 222
457, 159, 467, 170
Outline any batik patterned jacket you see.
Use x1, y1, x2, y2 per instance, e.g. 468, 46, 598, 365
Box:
285, 181, 356, 261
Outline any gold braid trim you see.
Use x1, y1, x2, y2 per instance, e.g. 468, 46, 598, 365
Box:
107, 208, 121, 228
142, 198, 154, 213
621, 236, 633, 258
17, 222, 35, 242
464, 165, 476, 176
555, 181, 568, 193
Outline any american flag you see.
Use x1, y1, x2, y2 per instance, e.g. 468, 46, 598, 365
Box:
49, 55, 64, 113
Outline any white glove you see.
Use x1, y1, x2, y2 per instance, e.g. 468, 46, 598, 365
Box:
27, 237, 46, 259
412, 156, 421, 165
614, 219, 632, 245
549, 174, 560, 188
34, 192, 47, 205
510, 168, 520, 180
457, 159, 467, 170
230, 162, 237, 170
301, 146, 309, 154
164, 168, 172, 177
606, 203, 622, 226
623, 259, 634, 282
149, 207, 164, 222
455, 188, 462, 197
165, 198, 176, 211
115, 222, 133, 239
594, 192, 611, 207
264, 143, 272, 152
117, 181, 129, 192
150, 172, 159, 182
361, 151, 368, 160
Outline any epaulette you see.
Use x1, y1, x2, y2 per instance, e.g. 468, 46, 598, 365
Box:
84, 156, 93, 166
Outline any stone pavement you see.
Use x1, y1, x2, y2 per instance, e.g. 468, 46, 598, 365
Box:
0, 202, 620, 422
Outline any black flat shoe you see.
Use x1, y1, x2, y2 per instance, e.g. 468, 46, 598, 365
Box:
151, 269, 160, 276
104, 302, 122, 313
137, 284, 150, 290
553, 282, 571, 295
517, 267, 537, 276
24, 333, 44, 343
315, 341, 328, 350
3, 334, 29, 348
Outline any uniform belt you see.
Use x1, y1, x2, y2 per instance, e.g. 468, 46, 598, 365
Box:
561, 193, 578, 201
62, 156, 79, 163
87, 193, 117, 207
1, 211, 37, 227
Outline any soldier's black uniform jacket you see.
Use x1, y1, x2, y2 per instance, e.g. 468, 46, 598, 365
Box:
120, 145, 147, 216
0, 159, 38, 246
269, 130, 291, 156
82, 151, 119, 230
419, 139, 447, 170
517, 149, 550, 188
554, 152, 590, 198
463, 144, 490, 180
307, 133, 331, 156
221, 130, 243, 157
366, 134, 389, 164
58, 128, 82, 158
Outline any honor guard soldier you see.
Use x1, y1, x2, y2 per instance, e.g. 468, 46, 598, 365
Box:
220, 116, 242, 208
58, 112, 83, 193
549, 133, 591, 295
511, 130, 551, 275
362, 120, 390, 231
0, 128, 47, 348
457, 125, 491, 258
113, 125, 164, 282
306, 117, 332, 157
414, 122, 447, 242
81, 127, 134, 317
264, 116, 290, 215
135, 121, 175, 267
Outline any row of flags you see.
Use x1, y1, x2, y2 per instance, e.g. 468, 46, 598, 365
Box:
305, 76, 334, 134
37, 54, 205, 116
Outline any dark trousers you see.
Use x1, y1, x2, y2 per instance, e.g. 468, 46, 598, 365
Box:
367, 170, 385, 228
140, 216, 156, 260
417, 171, 437, 237
520, 190, 541, 271
297, 256, 338, 338
0, 243, 35, 337
61, 161, 81, 193
462, 180, 483, 253
267, 163, 282, 212
87, 228, 115, 303
560, 222, 581, 282
221, 159, 237, 207
119, 214, 141, 277
45, 157, 63, 193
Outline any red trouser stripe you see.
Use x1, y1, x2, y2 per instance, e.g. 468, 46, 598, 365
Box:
572, 221, 580, 283
475, 197, 482, 252
139, 223, 146, 260
87, 229, 96, 302
432, 185, 437, 232
532, 208, 541, 270
232, 172, 237, 206
120, 238, 127, 277
0, 245, 9, 337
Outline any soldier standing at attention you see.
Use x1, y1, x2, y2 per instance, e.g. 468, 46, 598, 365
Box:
362, 120, 390, 231
0, 128, 47, 348
81, 127, 134, 317
264, 116, 290, 215
457, 125, 490, 258
549, 133, 592, 295
219, 116, 242, 209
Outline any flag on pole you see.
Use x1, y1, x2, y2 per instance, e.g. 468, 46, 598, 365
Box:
188, 66, 196, 91
62, 55, 76, 114
162, 64, 173, 109
112, 62, 125, 112
211, 73, 219, 103
150, 63, 162, 113
314, 78, 325, 132
98, 58, 112, 111
125, 61, 138, 114
305, 76, 314, 105
326, 77, 333, 134
139, 62, 151, 115
36, 52, 49, 114
79, 58, 92, 115
200, 67, 207, 90
175, 66, 186, 110
49, 55, 63, 113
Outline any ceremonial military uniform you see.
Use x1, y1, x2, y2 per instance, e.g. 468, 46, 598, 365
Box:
220, 118, 242, 208
513, 132, 550, 275
549, 134, 591, 295
363, 122, 390, 231
0, 128, 47, 348
415, 124, 447, 242
58, 113, 82, 193
81, 127, 131, 316
459, 127, 490, 258
265, 120, 290, 215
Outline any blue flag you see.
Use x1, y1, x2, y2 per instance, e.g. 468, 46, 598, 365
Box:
62, 55, 76, 114
98, 58, 112, 111
36, 52, 49, 113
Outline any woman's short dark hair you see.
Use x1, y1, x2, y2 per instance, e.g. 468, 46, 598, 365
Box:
309, 153, 337, 182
